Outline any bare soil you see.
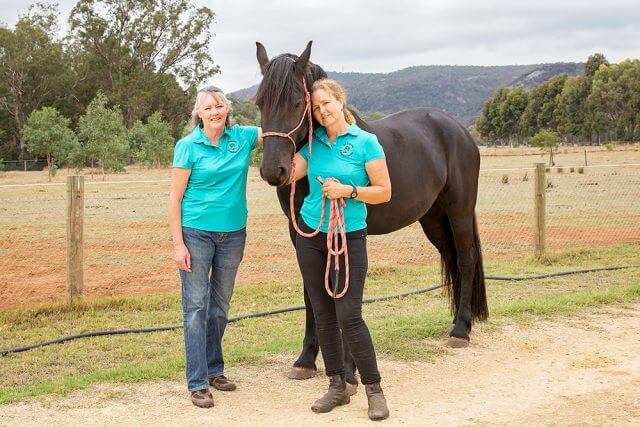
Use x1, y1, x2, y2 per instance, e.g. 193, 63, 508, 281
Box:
2, 304, 639, 426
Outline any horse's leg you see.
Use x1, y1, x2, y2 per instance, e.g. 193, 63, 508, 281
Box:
418, 205, 458, 319
286, 220, 320, 380
445, 208, 486, 347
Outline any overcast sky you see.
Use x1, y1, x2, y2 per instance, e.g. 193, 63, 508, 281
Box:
1, 0, 639, 92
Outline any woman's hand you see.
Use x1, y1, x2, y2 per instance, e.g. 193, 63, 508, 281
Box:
174, 243, 192, 272
322, 179, 350, 199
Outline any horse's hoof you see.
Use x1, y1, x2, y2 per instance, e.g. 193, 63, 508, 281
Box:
346, 382, 358, 396
447, 336, 470, 348
287, 366, 317, 380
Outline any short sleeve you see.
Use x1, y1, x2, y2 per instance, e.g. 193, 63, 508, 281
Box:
363, 134, 385, 163
172, 139, 193, 169
298, 143, 310, 161
237, 125, 260, 150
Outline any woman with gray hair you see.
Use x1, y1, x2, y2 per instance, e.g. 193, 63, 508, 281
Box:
168, 86, 262, 408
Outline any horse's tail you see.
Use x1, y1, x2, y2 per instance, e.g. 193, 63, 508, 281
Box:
470, 214, 488, 321
441, 213, 488, 322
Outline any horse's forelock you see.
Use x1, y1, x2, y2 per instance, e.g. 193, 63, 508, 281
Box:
255, 54, 302, 113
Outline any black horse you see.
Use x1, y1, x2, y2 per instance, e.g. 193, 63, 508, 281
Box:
255, 41, 488, 380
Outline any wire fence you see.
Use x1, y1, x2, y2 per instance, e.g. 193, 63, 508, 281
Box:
1, 164, 639, 309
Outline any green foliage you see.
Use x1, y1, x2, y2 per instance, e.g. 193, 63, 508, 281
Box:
531, 130, 560, 148
130, 112, 175, 168
556, 76, 590, 140
588, 59, 640, 142
69, 0, 216, 128
228, 96, 260, 126
77, 93, 130, 173
0, 4, 76, 157
477, 53, 640, 144
22, 107, 79, 180
531, 129, 560, 166
519, 74, 568, 136
476, 86, 530, 144
585, 53, 609, 79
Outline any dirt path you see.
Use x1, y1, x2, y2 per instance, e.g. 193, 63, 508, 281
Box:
2, 304, 639, 426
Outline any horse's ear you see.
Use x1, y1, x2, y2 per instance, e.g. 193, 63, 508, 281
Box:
256, 41, 269, 75
295, 40, 312, 76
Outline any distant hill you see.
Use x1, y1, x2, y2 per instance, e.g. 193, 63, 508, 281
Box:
508, 63, 584, 89
231, 63, 584, 126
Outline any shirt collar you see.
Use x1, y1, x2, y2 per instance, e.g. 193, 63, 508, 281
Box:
193, 123, 231, 147
313, 124, 360, 146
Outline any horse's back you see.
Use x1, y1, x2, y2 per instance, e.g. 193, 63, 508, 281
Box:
361, 108, 480, 234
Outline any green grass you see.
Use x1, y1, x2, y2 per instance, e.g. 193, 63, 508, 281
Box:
0, 243, 639, 405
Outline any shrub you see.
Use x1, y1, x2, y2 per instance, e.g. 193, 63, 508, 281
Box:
501, 174, 509, 184
605, 143, 614, 151
522, 172, 529, 181
569, 167, 575, 173
578, 167, 585, 174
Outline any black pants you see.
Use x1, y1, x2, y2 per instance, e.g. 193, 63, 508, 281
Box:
295, 221, 381, 385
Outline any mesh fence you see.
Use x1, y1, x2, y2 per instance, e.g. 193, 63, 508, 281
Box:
1, 164, 639, 308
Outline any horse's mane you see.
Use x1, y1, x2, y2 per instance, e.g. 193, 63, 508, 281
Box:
255, 54, 327, 113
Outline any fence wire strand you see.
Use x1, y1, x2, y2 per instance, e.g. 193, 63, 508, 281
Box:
1, 164, 639, 308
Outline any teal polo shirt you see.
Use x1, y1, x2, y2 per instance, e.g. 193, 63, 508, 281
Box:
172, 124, 259, 232
299, 124, 385, 233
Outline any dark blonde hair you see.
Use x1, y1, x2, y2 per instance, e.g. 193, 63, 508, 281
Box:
192, 86, 233, 129
311, 78, 355, 124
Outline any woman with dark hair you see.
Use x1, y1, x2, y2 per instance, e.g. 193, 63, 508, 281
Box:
290, 78, 392, 421
168, 86, 262, 408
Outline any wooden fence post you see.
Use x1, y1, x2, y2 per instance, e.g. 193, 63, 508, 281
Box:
534, 163, 546, 257
66, 175, 84, 301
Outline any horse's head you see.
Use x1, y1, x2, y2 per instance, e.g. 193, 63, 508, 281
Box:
255, 41, 325, 186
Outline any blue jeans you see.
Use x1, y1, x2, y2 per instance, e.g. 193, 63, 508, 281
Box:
179, 226, 246, 391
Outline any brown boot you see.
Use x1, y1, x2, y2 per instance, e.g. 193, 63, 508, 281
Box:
311, 375, 350, 413
365, 383, 389, 421
190, 388, 214, 408
209, 375, 237, 391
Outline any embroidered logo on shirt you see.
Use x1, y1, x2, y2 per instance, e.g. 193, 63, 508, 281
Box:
340, 143, 353, 157
228, 141, 240, 153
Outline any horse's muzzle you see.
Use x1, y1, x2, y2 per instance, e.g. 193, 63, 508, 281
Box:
259, 165, 289, 187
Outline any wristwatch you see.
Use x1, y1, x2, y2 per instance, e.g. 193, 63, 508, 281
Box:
349, 185, 358, 199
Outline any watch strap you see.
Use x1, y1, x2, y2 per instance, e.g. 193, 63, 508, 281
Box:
350, 185, 358, 199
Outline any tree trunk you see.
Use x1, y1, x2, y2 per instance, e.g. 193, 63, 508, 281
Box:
47, 153, 52, 182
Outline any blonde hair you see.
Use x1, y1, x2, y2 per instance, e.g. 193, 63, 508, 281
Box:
311, 78, 355, 124
191, 86, 233, 128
